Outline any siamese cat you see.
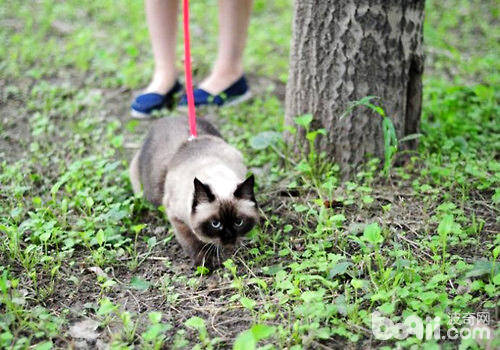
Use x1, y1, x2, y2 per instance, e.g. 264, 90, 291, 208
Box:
129, 117, 258, 268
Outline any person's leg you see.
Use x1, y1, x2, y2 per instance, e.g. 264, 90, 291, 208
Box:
199, 0, 253, 94
145, 0, 179, 94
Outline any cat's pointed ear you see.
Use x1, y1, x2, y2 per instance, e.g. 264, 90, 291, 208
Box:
192, 178, 215, 210
234, 175, 256, 202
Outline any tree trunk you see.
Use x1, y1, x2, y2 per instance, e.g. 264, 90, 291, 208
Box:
285, 0, 425, 175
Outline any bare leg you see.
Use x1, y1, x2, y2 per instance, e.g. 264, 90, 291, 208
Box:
144, 0, 179, 94
199, 0, 253, 94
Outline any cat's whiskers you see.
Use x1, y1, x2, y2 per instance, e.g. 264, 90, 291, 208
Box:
216, 245, 221, 266
199, 242, 213, 265
200, 242, 211, 256
210, 244, 217, 259
240, 240, 249, 250
232, 240, 248, 257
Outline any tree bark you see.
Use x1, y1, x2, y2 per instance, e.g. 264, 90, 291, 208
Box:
285, 0, 425, 175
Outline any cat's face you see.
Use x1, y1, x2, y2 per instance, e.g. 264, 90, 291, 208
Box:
190, 175, 258, 247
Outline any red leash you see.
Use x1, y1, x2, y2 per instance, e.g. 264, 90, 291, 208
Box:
183, 0, 197, 138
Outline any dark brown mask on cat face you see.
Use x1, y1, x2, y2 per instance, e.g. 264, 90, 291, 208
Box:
190, 175, 258, 247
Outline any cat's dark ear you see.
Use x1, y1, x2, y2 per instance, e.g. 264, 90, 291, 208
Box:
192, 178, 215, 210
234, 175, 256, 202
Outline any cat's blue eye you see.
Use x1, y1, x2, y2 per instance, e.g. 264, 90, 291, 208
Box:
234, 218, 244, 227
211, 220, 222, 229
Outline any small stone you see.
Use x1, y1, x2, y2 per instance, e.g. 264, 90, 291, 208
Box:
69, 319, 100, 341
154, 226, 165, 235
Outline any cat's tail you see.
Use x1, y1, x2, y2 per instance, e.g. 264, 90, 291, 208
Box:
129, 151, 142, 195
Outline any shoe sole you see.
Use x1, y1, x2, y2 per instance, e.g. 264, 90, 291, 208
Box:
177, 90, 253, 112
224, 90, 253, 107
130, 109, 152, 119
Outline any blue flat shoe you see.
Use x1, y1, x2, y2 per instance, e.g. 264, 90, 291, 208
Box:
131, 80, 183, 118
178, 75, 252, 109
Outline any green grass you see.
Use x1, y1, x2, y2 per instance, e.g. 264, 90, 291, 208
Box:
0, 0, 499, 349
